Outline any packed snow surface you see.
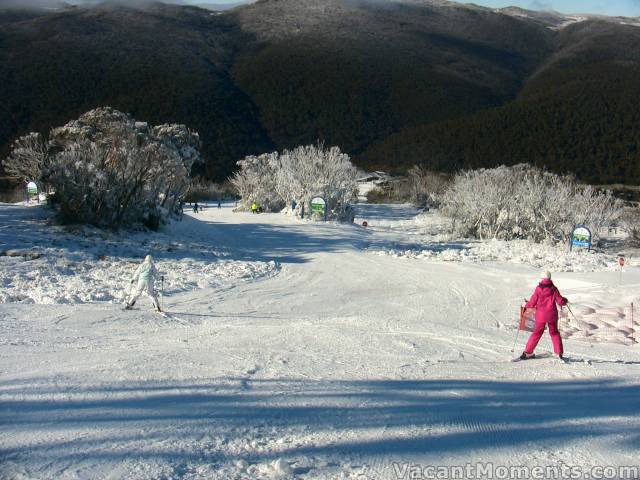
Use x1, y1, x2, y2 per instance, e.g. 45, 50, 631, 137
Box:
0, 204, 277, 304
1, 202, 639, 479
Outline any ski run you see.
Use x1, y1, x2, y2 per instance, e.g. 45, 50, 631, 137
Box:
1, 202, 639, 480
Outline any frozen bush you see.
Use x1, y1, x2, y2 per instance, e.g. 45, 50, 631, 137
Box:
407, 165, 449, 207
231, 152, 284, 212
232, 143, 358, 220
2, 107, 202, 228
620, 206, 640, 247
442, 164, 623, 243
3, 132, 50, 184
365, 167, 449, 206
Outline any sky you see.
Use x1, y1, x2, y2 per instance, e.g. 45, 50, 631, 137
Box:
183, 0, 640, 17
189, 0, 640, 17
461, 0, 640, 16
1, 0, 639, 17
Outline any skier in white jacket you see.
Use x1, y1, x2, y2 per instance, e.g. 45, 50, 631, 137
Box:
126, 255, 161, 312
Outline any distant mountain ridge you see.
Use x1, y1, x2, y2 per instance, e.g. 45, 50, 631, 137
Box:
0, 0, 639, 183
0, 0, 255, 11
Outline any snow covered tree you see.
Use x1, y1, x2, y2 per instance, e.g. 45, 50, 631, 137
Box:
2, 108, 202, 229
232, 143, 358, 220
621, 206, 640, 247
2, 133, 50, 184
231, 152, 284, 212
406, 165, 448, 207
442, 164, 623, 243
278, 144, 357, 220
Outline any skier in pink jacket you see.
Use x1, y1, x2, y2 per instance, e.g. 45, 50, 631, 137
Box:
520, 271, 568, 360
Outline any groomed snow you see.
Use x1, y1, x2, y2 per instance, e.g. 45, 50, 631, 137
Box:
367, 209, 631, 272
0, 204, 278, 305
1, 202, 639, 479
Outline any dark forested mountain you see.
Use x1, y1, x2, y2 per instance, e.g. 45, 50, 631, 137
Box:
0, 2, 272, 179
361, 18, 640, 183
1, 0, 639, 182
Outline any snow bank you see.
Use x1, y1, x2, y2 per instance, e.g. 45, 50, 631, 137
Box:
0, 204, 278, 305
524, 302, 638, 345
362, 210, 630, 272
369, 239, 625, 272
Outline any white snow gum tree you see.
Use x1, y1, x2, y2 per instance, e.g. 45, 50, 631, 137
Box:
232, 143, 358, 220
2, 108, 201, 229
442, 164, 622, 243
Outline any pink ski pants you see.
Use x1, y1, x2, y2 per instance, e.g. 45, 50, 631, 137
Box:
525, 320, 563, 355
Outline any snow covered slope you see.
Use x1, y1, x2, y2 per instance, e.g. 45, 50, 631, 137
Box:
1, 202, 639, 479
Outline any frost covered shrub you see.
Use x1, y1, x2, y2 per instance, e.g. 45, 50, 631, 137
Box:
620, 207, 640, 247
232, 143, 358, 220
2, 132, 50, 184
365, 167, 449, 206
231, 151, 284, 212
442, 164, 623, 243
407, 165, 449, 207
3, 108, 201, 228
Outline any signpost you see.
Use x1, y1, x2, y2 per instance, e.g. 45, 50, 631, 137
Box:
569, 225, 592, 252
619, 256, 625, 285
310, 196, 327, 221
26, 181, 38, 204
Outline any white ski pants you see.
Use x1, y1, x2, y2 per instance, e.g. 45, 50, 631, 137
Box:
128, 281, 160, 309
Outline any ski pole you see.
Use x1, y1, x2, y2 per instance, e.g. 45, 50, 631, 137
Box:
125, 280, 133, 305
161, 275, 164, 310
511, 304, 525, 352
566, 304, 578, 322
511, 328, 521, 353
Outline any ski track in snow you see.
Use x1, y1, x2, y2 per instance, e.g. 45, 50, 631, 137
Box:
1, 202, 639, 479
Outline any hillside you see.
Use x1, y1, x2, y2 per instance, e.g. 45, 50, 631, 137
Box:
0, 0, 639, 182
0, 3, 273, 180
360, 19, 640, 183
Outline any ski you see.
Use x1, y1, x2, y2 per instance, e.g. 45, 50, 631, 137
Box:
157, 311, 189, 326
511, 354, 536, 362
511, 353, 568, 363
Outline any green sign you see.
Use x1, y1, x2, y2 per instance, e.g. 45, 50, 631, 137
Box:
570, 225, 592, 251
310, 196, 327, 220
27, 181, 38, 195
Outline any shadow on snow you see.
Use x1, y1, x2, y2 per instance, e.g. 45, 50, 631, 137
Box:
0, 204, 371, 265
180, 214, 371, 264
1, 377, 639, 465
